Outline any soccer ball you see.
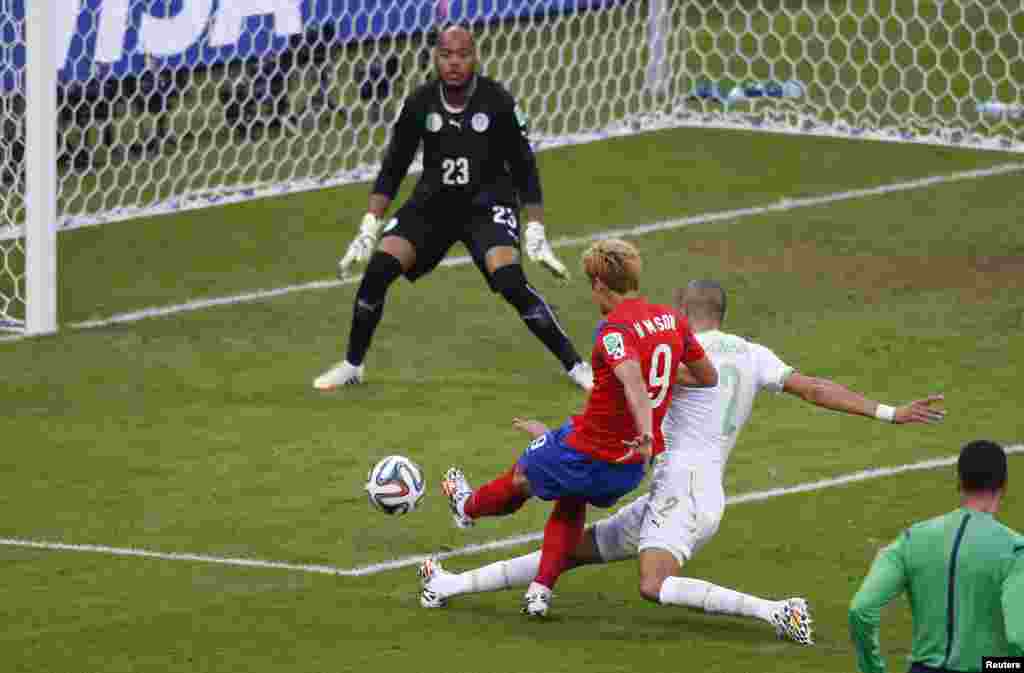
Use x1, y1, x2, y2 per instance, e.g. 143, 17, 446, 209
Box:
365, 455, 426, 515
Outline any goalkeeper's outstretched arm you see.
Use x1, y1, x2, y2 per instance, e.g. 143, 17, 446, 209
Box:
371, 94, 422, 209
336, 95, 420, 278
502, 91, 543, 210
782, 373, 945, 424
499, 88, 571, 280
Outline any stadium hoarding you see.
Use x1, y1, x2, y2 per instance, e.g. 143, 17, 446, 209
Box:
1, 0, 623, 92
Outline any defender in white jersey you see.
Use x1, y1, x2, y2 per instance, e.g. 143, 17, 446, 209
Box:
607, 324, 795, 569
418, 280, 945, 643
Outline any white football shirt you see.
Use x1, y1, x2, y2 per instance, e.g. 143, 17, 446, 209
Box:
661, 330, 793, 469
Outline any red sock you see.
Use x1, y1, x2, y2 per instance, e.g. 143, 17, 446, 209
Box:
534, 497, 587, 590
464, 467, 528, 519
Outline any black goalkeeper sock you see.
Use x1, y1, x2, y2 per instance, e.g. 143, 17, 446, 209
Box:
492, 266, 582, 371
520, 292, 583, 372
345, 253, 403, 366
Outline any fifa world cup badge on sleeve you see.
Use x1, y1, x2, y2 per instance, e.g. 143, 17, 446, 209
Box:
603, 332, 626, 360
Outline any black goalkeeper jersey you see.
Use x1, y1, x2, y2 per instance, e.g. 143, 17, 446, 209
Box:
372, 75, 543, 212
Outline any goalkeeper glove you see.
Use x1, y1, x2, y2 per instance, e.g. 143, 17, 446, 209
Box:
524, 221, 569, 281
337, 213, 384, 279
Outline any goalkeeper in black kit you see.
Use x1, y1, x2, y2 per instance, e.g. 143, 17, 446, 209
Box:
314, 25, 593, 391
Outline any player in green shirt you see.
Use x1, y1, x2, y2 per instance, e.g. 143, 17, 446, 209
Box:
850, 440, 1024, 673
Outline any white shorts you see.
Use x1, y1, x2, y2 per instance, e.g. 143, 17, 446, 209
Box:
592, 452, 725, 566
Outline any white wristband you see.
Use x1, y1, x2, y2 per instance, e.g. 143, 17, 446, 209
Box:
875, 404, 896, 423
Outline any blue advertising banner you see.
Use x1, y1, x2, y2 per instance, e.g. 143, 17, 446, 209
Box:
1, 0, 621, 92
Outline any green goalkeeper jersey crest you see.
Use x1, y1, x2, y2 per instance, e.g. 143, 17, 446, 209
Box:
850, 508, 1024, 673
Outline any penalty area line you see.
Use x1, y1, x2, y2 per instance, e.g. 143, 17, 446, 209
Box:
2, 444, 1020, 577
16, 159, 1018, 336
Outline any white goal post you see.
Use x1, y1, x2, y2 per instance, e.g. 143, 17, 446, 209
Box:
2, 0, 1022, 336
25, 0, 58, 336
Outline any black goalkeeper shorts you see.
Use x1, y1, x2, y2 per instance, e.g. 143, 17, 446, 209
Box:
384, 200, 522, 290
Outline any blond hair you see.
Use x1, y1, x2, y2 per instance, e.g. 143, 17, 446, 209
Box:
582, 238, 641, 293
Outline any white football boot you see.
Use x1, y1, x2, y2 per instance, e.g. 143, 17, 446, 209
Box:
313, 360, 364, 390
440, 467, 475, 529
521, 582, 552, 617
567, 361, 594, 392
770, 597, 814, 646
417, 557, 450, 609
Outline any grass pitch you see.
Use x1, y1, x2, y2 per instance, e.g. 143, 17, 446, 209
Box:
2, 128, 1023, 673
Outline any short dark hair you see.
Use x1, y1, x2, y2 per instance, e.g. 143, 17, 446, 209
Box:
682, 279, 727, 323
958, 440, 1008, 493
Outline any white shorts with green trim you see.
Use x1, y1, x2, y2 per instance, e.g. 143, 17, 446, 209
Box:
592, 452, 725, 566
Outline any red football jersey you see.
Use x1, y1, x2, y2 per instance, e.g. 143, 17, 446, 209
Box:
566, 297, 706, 464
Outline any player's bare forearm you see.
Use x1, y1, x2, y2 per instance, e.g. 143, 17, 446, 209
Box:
783, 374, 945, 424
522, 203, 543, 225
623, 381, 653, 436
621, 380, 654, 463
614, 360, 654, 453
788, 375, 877, 418
368, 194, 391, 219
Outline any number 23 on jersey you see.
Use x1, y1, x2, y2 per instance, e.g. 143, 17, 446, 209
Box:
442, 157, 469, 185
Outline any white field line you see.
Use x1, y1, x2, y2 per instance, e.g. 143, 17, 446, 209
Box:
0, 160, 1018, 344
2, 445, 1020, 577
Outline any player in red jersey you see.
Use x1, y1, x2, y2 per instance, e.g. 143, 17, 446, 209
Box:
434, 238, 718, 616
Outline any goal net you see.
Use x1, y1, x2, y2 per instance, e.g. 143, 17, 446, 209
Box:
3, 0, 1023, 333
1, 6, 24, 332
